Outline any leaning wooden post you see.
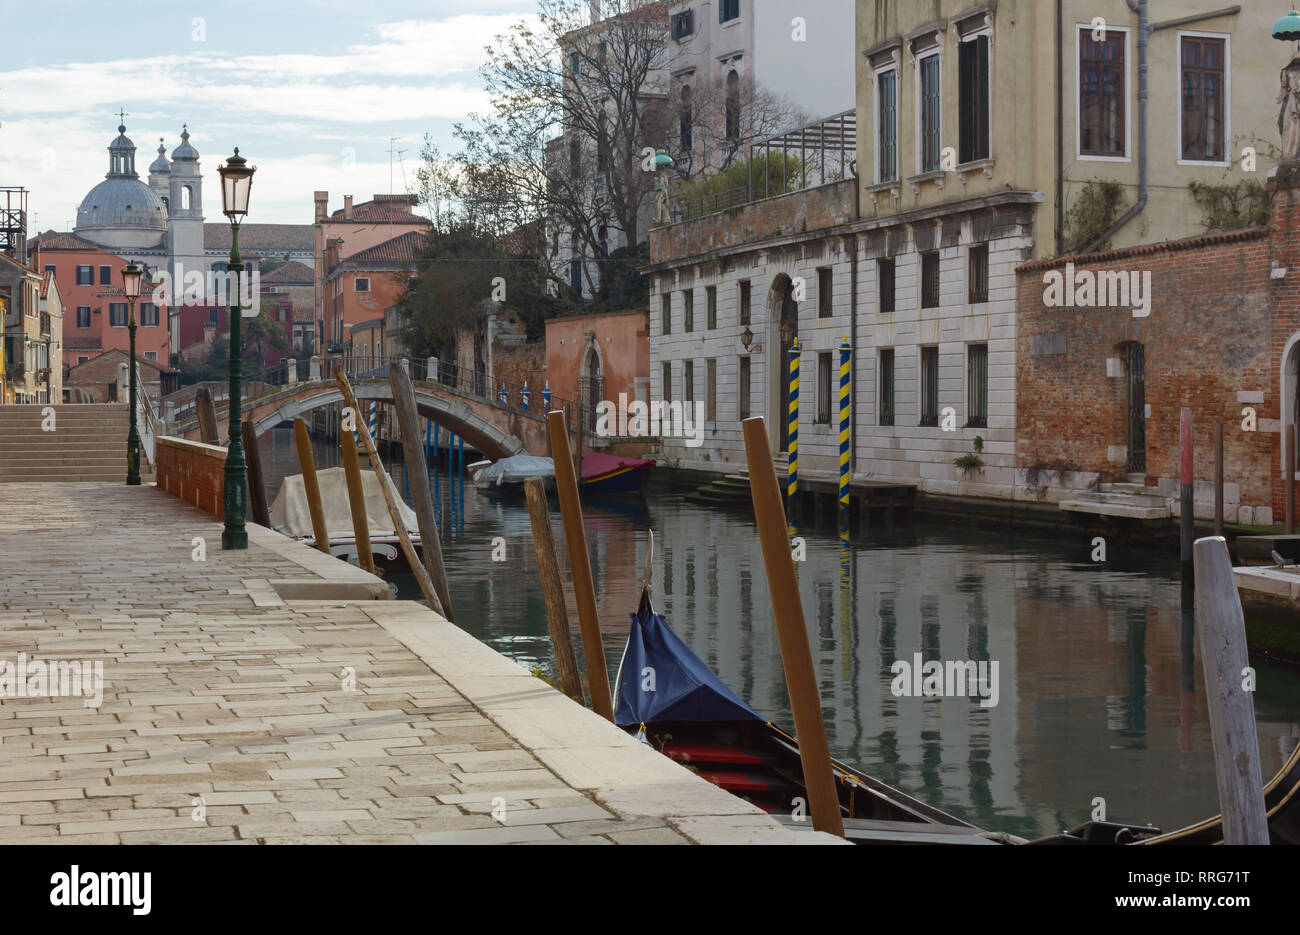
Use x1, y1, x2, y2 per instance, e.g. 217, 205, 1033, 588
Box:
340, 429, 377, 575
1180, 408, 1194, 577
293, 417, 331, 555
743, 416, 844, 839
1287, 424, 1295, 535
547, 409, 614, 722
241, 417, 271, 527
524, 477, 585, 704
1194, 536, 1270, 845
389, 362, 455, 621
335, 371, 446, 617
196, 387, 219, 444
1214, 423, 1224, 538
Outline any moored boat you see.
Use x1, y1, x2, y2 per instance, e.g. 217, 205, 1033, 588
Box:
580, 451, 655, 496
268, 466, 421, 570
470, 454, 556, 494
612, 587, 990, 844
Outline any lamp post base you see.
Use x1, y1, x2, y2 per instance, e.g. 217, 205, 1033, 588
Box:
221, 528, 248, 550
126, 476, 141, 487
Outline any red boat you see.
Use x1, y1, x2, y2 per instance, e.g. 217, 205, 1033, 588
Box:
580, 452, 654, 496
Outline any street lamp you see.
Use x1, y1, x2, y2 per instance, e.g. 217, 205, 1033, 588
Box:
121, 260, 143, 486
217, 147, 256, 550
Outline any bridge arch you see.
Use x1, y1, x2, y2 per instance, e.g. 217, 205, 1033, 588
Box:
193, 382, 547, 459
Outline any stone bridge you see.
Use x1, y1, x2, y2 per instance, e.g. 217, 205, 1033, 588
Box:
178, 378, 556, 459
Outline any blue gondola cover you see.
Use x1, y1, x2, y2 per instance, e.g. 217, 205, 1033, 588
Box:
614, 591, 762, 727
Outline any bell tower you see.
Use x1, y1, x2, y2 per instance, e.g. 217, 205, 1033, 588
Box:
167, 125, 205, 357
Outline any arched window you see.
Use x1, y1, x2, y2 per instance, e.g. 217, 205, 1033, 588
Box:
679, 84, 693, 153
725, 70, 741, 141
181, 185, 192, 210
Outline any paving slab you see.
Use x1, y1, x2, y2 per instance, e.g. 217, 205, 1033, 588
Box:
0, 484, 843, 845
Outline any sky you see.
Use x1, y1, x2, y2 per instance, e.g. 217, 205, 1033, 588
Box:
0, 0, 538, 231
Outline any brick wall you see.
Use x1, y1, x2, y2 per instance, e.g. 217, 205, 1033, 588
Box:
156, 436, 227, 518
1015, 227, 1274, 519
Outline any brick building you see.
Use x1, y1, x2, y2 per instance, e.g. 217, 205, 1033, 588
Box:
312, 193, 429, 356
28, 231, 169, 369
1014, 170, 1300, 525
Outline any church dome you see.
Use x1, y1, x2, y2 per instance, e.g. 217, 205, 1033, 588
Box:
171, 125, 199, 161
74, 122, 168, 246
149, 139, 170, 174
76, 179, 168, 231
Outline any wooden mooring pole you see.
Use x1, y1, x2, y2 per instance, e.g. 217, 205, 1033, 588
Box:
293, 417, 331, 555
339, 428, 377, 575
742, 416, 844, 839
241, 417, 270, 528
1214, 423, 1224, 538
547, 410, 614, 722
1180, 408, 1194, 577
1287, 423, 1295, 536
1194, 536, 1270, 844
335, 371, 445, 617
390, 362, 454, 621
523, 477, 585, 705
196, 387, 219, 445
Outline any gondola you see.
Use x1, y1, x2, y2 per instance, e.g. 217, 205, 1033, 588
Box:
611, 538, 990, 845
1028, 739, 1300, 845
611, 544, 1300, 845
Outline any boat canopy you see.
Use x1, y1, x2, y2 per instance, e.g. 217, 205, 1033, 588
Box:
269, 467, 419, 539
614, 591, 762, 727
473, 454, 555, 488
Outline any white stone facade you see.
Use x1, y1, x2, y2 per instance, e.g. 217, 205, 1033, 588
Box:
650, 196, 1033, 500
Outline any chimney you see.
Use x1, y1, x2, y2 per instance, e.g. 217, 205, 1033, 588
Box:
589, 0, 601, 23
344, 195, 354, 221
314, 191, 328, 222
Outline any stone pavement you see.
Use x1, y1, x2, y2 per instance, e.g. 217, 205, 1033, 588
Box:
0, 484, 842, 845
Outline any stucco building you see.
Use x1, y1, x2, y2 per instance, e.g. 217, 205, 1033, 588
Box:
646, 0, 1285, 499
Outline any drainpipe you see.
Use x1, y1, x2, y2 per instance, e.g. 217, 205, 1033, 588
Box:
1081, 3, 1240, 253
1056, 0, 1065, 255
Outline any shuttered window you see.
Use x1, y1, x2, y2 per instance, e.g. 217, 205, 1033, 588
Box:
920, 346, 939, 426
967, 344, 988, 428
920, 55, 942, 172
878, 349, 895, 426
1181, 36, 1225, 162
878, 70, 898, 182
958, 36, 990, 163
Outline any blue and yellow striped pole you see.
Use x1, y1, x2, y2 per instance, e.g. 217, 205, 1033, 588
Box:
787, 337, 800, 499
839, 334, 851, 510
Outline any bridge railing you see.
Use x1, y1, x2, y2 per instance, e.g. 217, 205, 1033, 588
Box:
167, 354, 586, 440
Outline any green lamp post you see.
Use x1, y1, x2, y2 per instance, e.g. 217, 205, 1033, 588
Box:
121, 260, 143, 486
217, 148, 256, 550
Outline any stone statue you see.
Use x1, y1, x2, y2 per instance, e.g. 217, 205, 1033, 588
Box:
1280, 53, 1300, 164
653, 148, 674, 226
654, 172, 672, 226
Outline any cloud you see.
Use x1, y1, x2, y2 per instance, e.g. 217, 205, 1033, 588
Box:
0, 12, 539, 225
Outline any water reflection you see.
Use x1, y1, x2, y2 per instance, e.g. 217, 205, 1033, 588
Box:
256, 425, 1300, 840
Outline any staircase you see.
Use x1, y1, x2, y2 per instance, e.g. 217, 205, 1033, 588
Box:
1059, 481, 1170, 520
0, 404, 150, 483
691, 470, 754, 504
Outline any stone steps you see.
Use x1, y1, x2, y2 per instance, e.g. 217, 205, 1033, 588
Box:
0, 404, 144, 482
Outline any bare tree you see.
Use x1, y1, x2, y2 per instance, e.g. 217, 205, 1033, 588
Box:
672, 70, 807, 179
455, 0, 671, 299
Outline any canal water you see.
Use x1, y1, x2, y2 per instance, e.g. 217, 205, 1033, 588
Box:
257, 425, 1300, 840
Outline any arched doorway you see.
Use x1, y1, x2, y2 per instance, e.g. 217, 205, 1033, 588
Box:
581, 339, 604, 434
1119, 340, 1146, 474
1282, 335, 1300, 480
767, 273, 799, 454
